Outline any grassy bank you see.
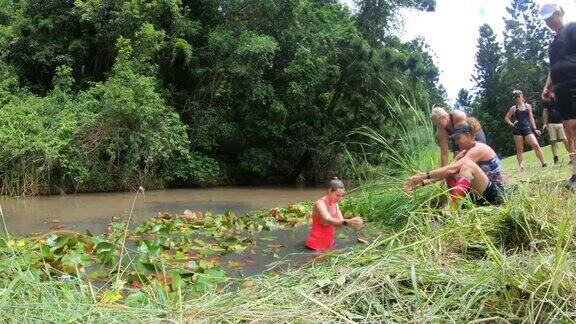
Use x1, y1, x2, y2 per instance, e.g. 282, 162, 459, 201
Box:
1, 107, 575, 321
1, 170, 574, 322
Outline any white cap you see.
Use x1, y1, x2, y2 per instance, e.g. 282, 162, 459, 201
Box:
540, 3, 561, 20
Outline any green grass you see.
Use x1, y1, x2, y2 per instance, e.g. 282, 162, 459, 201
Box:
2, 180, 575, 322
1, 100, 576, 321
501, 144, 573, 185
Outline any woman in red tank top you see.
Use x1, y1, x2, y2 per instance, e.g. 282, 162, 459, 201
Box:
305, 178, 364, 251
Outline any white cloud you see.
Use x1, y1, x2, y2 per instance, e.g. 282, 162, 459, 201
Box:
401, 0, 576, 103
341, 0, 576, 104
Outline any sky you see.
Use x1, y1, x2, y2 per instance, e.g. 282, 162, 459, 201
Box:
342, 0, 576, 103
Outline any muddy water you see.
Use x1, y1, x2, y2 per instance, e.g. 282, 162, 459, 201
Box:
0, 187, 325, 236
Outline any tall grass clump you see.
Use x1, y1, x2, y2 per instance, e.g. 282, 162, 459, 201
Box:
342, 92, 443, 227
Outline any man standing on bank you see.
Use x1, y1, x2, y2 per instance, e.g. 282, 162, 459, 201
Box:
543, 100, 569, 165
540, 3, 576, 187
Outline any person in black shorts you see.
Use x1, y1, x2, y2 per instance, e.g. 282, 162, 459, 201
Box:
404, 123, 504, 207
540, 3, 576, 187
542, 100, 568, 165
504, 90, 547, 169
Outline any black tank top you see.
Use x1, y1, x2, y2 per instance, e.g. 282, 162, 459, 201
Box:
514, 105, 531, 130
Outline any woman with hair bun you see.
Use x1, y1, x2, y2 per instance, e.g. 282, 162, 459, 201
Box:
305, 178, 364, 251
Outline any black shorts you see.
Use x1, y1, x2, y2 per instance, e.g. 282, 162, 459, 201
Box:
555, 83, 576, 120
512, 127, 532, 137
471, 182, 504, 206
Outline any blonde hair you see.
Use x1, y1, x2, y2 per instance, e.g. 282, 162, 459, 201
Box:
466, 117, 483, 136
430, 107, 447, 119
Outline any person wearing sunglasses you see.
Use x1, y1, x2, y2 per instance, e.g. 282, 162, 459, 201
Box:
504, 90, 547, 169
404, 122, 504, 206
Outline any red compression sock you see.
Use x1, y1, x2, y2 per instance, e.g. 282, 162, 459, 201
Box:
449, 177, 472, 203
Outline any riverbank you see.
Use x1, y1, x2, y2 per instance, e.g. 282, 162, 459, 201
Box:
0, 152, 575, 322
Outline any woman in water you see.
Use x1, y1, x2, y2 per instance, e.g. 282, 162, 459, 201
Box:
504, 90, 547, 169
404, 122, 505, 206
305, 178, 363, 251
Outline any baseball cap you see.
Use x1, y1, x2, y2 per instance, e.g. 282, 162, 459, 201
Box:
448, 124, 471, 140
540, 3, 561, 20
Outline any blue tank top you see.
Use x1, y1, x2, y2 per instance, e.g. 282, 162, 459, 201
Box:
477, 156, 503, 185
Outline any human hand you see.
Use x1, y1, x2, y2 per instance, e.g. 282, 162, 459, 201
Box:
404, 173, 424, 192
543, 124, 548, 130
542, 88, 555, 101
454, 150, 467, 161
535, 129, 541, 136
347, 217, 364, 230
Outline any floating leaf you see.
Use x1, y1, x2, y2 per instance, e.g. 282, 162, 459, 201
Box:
174, 251, 187, 261
95, 241, 117, 265
61, 250, 91, 270
203, 268, 228, 283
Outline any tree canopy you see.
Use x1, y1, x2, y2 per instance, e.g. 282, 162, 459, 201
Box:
0, 0, 444, 194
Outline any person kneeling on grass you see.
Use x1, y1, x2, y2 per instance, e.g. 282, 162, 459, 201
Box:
404, 123, 505, 206
305, 178, 364, 251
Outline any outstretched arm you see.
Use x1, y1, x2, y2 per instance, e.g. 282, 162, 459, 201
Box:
404, 147, 484, 192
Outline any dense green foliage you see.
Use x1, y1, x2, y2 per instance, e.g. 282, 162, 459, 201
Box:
0, 0, 445, 195
471, 0, 552, 156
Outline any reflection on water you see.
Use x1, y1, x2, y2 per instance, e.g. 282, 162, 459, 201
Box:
0, 187, 325, 236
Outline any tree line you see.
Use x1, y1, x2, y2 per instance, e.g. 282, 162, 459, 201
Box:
469, 0, 552, 156
0, 0, 444, 195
